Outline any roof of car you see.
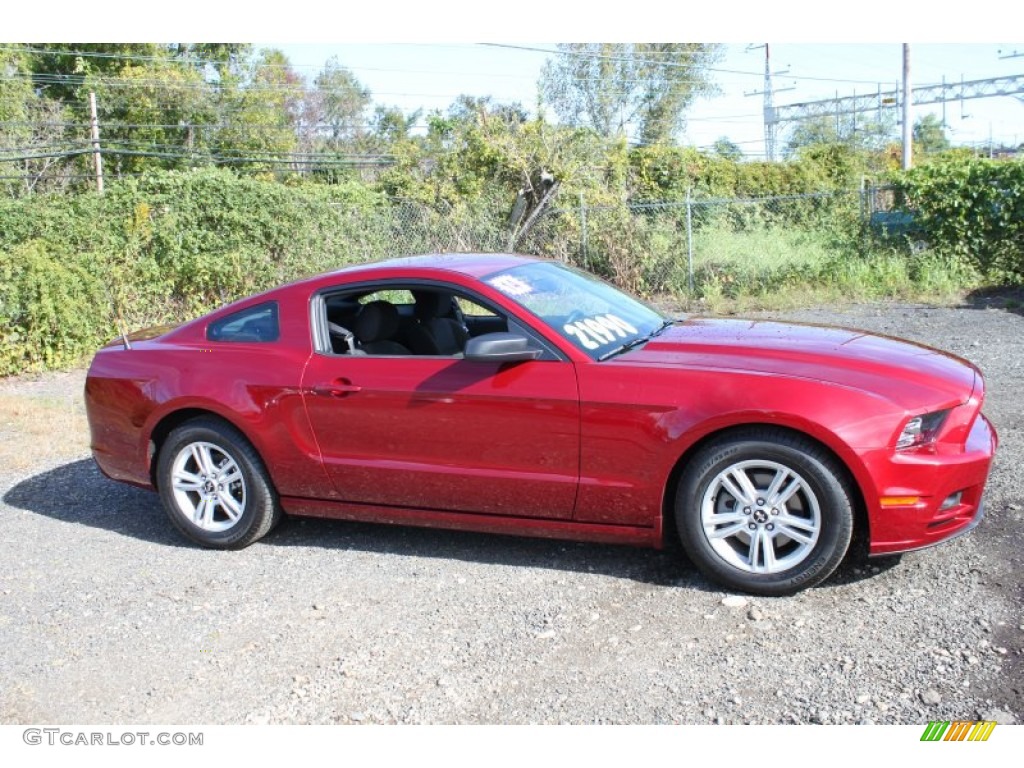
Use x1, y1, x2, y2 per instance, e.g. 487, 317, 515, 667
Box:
327, 252, 542, 279
212, 254, 548, 314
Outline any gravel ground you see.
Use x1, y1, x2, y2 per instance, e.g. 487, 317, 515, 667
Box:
0, 298, 1021, 725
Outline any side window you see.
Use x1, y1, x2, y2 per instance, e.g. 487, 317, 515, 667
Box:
317, 284, 562, 361
455, 295, 498, 318
455, 294, 509, 340
207, 302, 279, 343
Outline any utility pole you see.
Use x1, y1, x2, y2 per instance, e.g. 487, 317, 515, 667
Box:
88, 91, 104, 194
745, 44, 793, 161
763, 45, 777, 162
941, 76, 946, 129
902, 44, 912, 171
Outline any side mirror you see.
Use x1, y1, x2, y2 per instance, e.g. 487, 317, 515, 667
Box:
464, 332, 542, 363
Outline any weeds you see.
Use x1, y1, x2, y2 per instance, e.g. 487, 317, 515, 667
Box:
0, 170, 991, 374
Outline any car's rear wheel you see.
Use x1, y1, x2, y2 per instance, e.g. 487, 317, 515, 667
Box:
156, 418, 281, 549
675, 429, 854, 596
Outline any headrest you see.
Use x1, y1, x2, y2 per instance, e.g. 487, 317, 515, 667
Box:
355, 301, 400, 343
413, 290, 452, 320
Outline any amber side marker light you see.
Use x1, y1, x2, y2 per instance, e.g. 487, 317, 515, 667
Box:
880, 496, 922, 507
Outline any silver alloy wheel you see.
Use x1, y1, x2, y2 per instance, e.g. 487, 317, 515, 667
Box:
169, 441, 247, 532
700, 459, 821, 574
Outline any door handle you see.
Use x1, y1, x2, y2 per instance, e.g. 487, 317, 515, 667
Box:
311, 378, 362, 397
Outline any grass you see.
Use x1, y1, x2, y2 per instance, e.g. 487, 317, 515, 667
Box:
646, 224, 982, 314
692, 225, 836, 277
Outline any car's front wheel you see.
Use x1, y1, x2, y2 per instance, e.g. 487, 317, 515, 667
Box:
675, 429, 854, 596
156, 417, 281, 549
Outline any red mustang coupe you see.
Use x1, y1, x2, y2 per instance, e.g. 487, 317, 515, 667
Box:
85, 254, 996, 595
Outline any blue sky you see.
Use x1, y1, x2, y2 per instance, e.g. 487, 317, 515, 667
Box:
270, 42, 1024, 156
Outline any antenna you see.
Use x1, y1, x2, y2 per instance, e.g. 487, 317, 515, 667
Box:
102, 284, 132, 351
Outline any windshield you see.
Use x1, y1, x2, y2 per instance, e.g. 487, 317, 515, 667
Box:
483, 261, 668, 360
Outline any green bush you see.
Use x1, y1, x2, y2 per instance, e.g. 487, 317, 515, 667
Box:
0, 168, 397, 373
0, 241, 109, 375
0, 160, 993, 376
895, 154, 1024, 283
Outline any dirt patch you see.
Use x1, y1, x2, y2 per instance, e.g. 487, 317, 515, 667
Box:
0, 371, 89, 472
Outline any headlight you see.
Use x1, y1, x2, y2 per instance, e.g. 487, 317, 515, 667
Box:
896, 410, 949, 450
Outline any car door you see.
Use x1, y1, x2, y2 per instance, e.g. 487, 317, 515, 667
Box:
301, 286, 580, 520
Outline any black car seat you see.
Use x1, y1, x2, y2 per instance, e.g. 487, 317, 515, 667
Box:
355, 301, 411, 355
412, 290, 469, 355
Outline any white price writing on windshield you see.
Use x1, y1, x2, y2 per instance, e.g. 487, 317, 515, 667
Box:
563, 314, 638, 350
487, 275, 533, 296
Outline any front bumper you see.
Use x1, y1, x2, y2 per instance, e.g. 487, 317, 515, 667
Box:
866, 412, 997, 556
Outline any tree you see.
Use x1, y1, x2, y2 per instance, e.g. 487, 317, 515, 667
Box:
23, 44, 251, 100
0, 48, 78, 196
711, 137, 744, 161
785, 113, 895, 160
784, 117, 842, 155
16, 44, 294, 178
308, 57, 371, 151
213, 48, 303, 172
538, 44, 721, 144
24, 43, 167, 101
378, 93, 625, 216
449, 95, 527, 128
169, 43, 251, 78
87, 59, 217, 175
370, 105, 422, 146
913, 114, 950, 155
1, 49, 33, 193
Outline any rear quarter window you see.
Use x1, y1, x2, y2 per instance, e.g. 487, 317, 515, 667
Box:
206, 302, 280, 343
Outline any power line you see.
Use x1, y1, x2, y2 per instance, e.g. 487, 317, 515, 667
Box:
0, 171, 151, 181
0, 141, 85, 152
3, 72, 709, 102
0, 43, 749, 89
0, 146, 395, 165
479, 43, 896, 86
0, 72, 552, 104
0, 44, 236, 67
102, 140, 395, 160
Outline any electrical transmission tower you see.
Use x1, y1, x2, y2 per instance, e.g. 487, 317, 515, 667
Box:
770, 74, 1024, 131
745, 44, 793, 161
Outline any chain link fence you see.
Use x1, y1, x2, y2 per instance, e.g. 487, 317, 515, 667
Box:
581, 190, 865, 295
335, 189, 878, 296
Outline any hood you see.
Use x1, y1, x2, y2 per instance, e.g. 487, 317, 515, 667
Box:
620, 317, 978, 410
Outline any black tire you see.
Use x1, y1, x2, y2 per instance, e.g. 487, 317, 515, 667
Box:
675, 428, 854, 596
156, 417, 281, 549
